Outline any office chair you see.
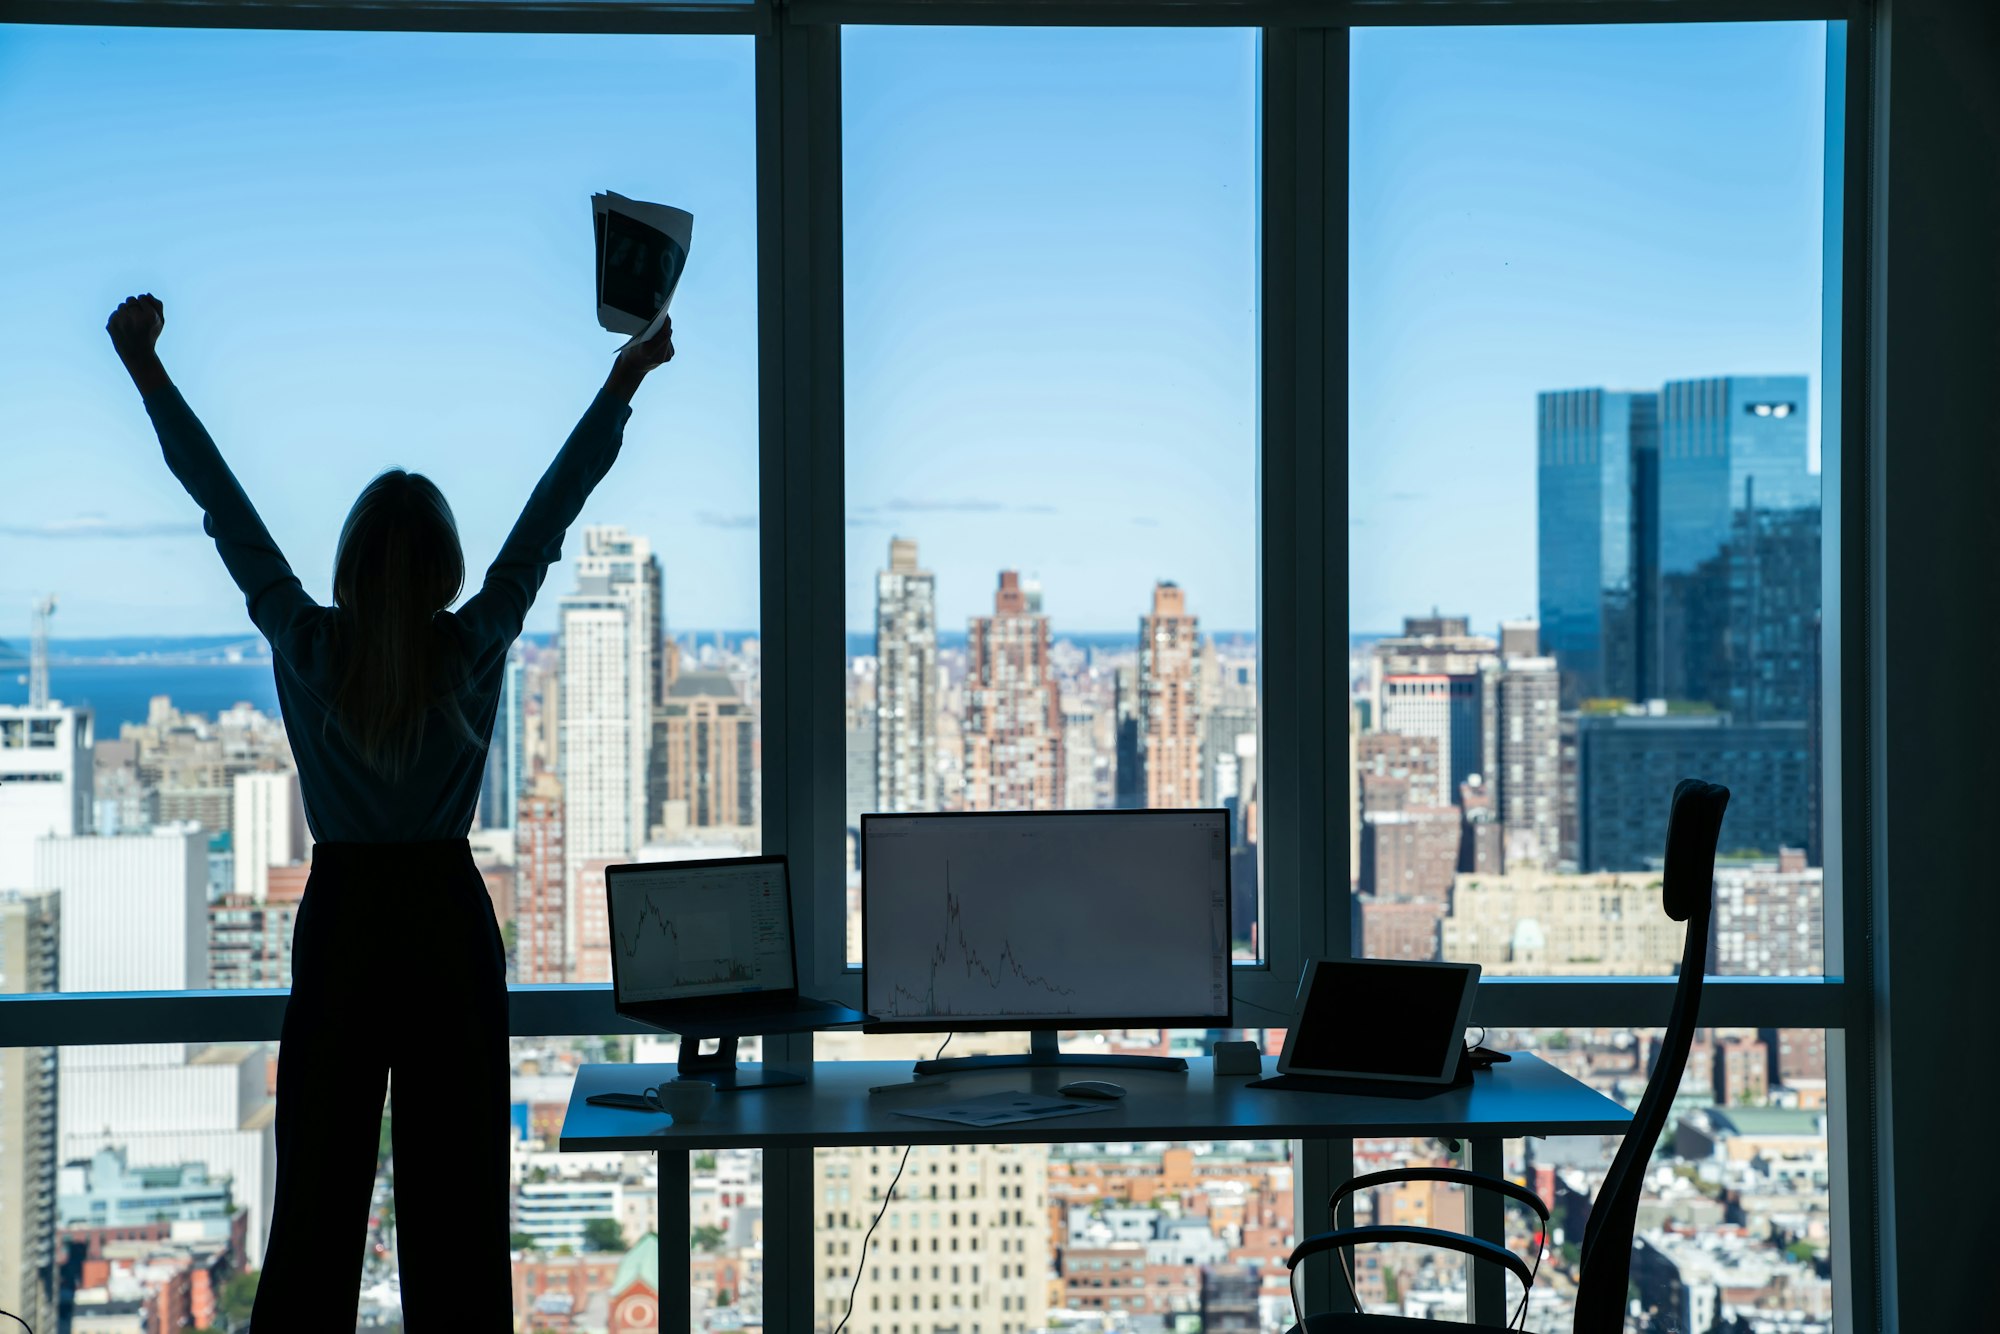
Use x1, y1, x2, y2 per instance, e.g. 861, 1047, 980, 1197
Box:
1283, 777, 1730, 1333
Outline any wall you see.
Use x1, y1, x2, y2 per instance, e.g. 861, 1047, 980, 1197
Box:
1877, 0, 2000, 1329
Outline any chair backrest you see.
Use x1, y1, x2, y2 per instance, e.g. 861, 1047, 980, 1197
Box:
1571, 778, 1729, 1334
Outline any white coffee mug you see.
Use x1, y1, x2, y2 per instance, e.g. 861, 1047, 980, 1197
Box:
658, 1079, 716, 1124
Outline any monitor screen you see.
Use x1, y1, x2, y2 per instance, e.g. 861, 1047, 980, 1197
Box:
608, 859, 796, 1004
862, 810, 1233, 1030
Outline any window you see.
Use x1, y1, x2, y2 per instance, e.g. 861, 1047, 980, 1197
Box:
840, 26, 1263, 966
0, 26, 759, 995
0, 9, 1873, 1334
1347, 23, 1831, 978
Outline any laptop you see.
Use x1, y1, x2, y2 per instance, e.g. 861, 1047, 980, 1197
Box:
603, 854, 865, 1041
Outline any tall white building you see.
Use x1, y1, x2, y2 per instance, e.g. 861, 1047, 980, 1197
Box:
31, 829, 275, 1265
37, 826, 207, 1003
560, 526, 661, 969
232, 770, 307, 902
0, 890, 59, 1334
0, 704, 93, 890
875, 537, 938, 813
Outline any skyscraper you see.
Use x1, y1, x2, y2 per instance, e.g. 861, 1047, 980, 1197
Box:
1656, 376, 1816, 717
1135, 581, 1203, 808
1669, 503, 1823, 723
963, 571, 1064, 811
571, 857, 616, 985
0, 703, 94, 890
1576, 711, 1812, 871
0, 890, 59, 1334
1200, 656, 1257, 810
1656, 376, 1815, 576
874, 537, 938, 814
1480, 625, 1562, 871
230, 769, 306, 902
651, 671, 757, 834
477, 644, 526, 832
1113, 664, 1141, 809
517, 773, 567, 984
559, 527, 660, 962
1537, 388, 1656, 705
1372, 617, 1495, 808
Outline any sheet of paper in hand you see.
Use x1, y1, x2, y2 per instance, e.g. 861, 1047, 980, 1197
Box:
593, 191, 694, 345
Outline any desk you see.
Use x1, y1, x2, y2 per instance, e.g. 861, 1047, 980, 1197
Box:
559, 1056, 1630, 1331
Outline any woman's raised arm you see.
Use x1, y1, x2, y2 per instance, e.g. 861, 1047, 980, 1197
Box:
454, 317, 677, 662
109, 294, 318, 653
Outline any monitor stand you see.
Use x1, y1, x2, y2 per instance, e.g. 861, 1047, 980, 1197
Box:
678, 1036, 805, 1092
912, 1028, 1187, 1076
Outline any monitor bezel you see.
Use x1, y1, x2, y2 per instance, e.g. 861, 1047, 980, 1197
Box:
603, 853, 802, 1015
1275, 958, 1482, 1084
859, 807, 1236, 1034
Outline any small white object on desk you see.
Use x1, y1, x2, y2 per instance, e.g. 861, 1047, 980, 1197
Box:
1212, 1040, 1263, 1076
658, 1081, 715, 1124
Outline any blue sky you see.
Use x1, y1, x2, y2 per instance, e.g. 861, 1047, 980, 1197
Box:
0, 21, 1824, 642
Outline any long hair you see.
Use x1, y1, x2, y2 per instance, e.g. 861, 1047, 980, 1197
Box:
328, 470, 476, 779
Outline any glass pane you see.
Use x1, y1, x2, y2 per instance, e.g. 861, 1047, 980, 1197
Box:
841, 27, 1263, 970
28, 1041, 283, 1330
1348, 23, 1830, 974
1339, 1028, 1834, 1329
5, 1034, 732, 1329
0, 27, 760, 988
813, 1138, 1297, 1334
509, 1035, 761, 1333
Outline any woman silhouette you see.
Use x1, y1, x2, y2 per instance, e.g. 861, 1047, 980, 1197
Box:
106, 293, 675, 1329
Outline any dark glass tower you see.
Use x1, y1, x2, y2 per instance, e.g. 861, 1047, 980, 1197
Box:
1537, 388, 1656, 706
1656, 375, 1816, 718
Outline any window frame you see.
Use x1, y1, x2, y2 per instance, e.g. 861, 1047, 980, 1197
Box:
0, 3, 1875, 1333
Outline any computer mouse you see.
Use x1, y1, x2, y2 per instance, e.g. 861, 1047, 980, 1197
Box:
1059, 1080, 1127, 1100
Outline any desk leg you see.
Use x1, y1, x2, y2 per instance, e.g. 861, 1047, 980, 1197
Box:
1466, 1137, 1507, 1327
1295, 1138, 1357, 1315
663, 1149, 692, 1334
764, 1145, 816, 1334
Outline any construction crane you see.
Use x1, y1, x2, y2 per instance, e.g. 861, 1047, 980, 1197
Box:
29, 595, 55, 708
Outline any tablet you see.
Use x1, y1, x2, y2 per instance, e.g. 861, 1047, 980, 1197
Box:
1276, 959, 1482, 1085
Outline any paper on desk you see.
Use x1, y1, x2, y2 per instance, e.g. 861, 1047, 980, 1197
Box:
891, 1092, 1112, 1128
593, 191, 693, 344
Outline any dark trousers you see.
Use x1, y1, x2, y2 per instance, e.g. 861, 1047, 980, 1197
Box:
252, 838, 511, 1330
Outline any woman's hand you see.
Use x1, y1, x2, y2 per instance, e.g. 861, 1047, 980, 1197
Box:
107, 293, 165, 360
605, 315, 674, 404
107, 293, 171, 396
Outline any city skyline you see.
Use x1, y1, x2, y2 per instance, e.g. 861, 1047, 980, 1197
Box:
3, 23, 1826, 641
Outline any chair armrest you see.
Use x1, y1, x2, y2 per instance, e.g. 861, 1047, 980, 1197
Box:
1286, 1226, 1535, 1291
1329, 1167, 1550, 1227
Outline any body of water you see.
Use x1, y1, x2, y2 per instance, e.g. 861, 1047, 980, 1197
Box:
0, 662, 282, 733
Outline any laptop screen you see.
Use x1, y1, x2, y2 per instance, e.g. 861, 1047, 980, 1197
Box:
608, 859, 797, 1004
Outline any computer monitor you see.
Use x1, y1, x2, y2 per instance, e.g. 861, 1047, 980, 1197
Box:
607, 856, 796, 1007
861, 808, 1234, 1074
604, 855, 864, 1090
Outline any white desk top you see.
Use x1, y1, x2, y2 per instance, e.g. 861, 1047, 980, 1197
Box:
557, 1054, 1631, 1152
